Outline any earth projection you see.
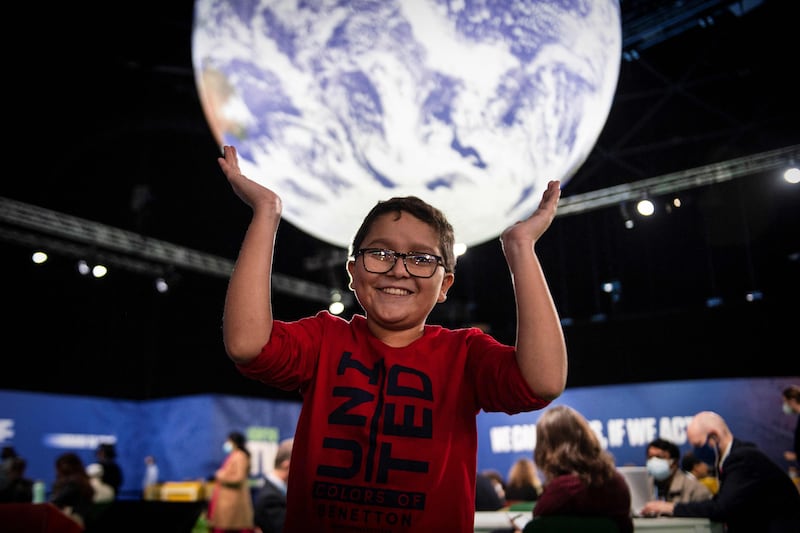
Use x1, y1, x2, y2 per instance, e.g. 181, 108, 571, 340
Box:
192, 0, 621, 248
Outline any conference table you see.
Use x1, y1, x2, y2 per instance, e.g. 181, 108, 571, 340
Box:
474, 511, 723, 532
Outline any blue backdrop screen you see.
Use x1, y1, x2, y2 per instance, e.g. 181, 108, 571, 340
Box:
1, 376, 796, 498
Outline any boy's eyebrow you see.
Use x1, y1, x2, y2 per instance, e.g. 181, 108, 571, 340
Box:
361, 238, 440, 254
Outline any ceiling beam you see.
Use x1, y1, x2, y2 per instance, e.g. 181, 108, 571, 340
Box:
557, 144, 799, 216
1, 145, 797, 302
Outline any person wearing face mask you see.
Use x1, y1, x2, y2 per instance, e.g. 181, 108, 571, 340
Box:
645, 438, 711, 503
640, 411, 800, 533
207, 431, 255, 533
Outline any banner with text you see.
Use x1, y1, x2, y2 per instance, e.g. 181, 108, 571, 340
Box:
476, 376, 798, 478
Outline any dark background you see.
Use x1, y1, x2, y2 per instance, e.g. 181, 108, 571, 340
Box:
3, 1, 798, 401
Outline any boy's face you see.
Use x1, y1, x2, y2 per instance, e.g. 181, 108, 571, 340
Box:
347, 210, 454, 338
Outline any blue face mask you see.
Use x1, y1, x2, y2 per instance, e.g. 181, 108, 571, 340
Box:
223, 441, 234, 454
646, 457, 673, 481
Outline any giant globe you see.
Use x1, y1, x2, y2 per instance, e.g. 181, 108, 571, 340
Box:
192, 0, 621, 248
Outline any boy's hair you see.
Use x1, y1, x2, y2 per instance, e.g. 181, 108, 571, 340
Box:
349, 196, 456, 273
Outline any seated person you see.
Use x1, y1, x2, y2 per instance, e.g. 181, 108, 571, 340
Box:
476, 471, 505, 511
646, 438, 712, 503
531, 405, 633, 533
505, 458, 543, 504
0, 456, 33, 502
680, 452, 719, 495
86, 463, 115, 503
481, 469, 507, 505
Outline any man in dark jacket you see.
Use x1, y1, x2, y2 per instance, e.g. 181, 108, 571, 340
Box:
640, 411, 800, 533
254, 438, 293, 533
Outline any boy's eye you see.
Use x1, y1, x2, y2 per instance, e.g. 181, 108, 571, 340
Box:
411, 254, 436, 265
372, 250, 394, 261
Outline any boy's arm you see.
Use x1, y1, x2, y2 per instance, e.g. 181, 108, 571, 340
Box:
217, 145, 282, 364
500, 180, 567, 401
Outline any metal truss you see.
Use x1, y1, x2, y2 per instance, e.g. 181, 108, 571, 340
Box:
1, 145, 797, 304
557, 145, 799, 217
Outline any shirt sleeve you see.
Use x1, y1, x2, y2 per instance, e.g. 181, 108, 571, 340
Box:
464, 328, 551, 414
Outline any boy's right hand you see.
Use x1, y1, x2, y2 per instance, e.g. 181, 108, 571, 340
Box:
217, 145, 282, 216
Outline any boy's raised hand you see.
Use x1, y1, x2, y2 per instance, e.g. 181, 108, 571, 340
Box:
217, 145, 282, 216
500, 180, 561, 249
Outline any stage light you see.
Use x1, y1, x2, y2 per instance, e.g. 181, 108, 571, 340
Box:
601, 280, 621, 304
705, 296, 723, 308
155, 277, 169, 294
92, 264, 108, 278
744, 290, 763, 302
619, 203, 635, 229
636, 197, 655, 217
784, 166, 800, 184
77, 260, 91, 276
329, 290, 345, 316
32, 251, 48, 264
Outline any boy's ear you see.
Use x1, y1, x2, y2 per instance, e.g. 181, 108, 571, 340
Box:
437, 273, 455, 303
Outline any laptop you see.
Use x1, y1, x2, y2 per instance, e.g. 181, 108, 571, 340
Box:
617, 465, 654, 517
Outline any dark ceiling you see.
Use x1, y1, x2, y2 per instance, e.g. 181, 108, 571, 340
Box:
3, 1, 798, 400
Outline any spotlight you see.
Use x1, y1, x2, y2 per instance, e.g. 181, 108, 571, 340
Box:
636, 198, 655, 217
619, 204, 634, 229
784, 166, 800, 184
155, 269, 180, 294
705, 296, 723, 308
155, 277, 169, 294
601, 280, 621, 304
329, 290, 345, 315
32, 251, 48, 264
77, 260, 91, 276
92, 264, 108, 278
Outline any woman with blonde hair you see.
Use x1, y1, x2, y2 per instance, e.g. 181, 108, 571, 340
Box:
505, 457, 543, 503
532, 405, 632, 533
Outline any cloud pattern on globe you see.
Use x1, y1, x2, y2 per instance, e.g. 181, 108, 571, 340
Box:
192, 0, 621, 248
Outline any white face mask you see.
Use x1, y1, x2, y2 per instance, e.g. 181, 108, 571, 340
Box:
783, 403, 794, 415
646, 457, 673, 481
223, 441, 234, 454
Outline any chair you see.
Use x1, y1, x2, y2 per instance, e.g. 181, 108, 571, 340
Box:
508, 500, 536, 513
523, 515, 619, 533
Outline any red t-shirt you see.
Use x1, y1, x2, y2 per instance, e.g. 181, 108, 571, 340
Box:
237, 311, 550, 532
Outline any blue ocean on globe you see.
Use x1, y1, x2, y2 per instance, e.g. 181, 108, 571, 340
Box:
192, 0, 621, 248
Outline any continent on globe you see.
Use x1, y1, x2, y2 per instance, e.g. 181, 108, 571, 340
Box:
193, 0, 621, 248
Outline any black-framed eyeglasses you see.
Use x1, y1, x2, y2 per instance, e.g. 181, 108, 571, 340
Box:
355, 248, 444, 278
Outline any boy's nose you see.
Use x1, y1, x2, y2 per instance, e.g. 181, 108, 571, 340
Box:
389, 257, 410, 277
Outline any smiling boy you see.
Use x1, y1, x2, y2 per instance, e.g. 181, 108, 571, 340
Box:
217, 144, 567, 532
